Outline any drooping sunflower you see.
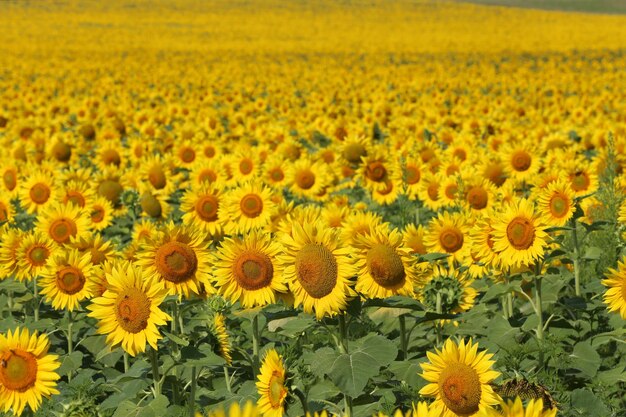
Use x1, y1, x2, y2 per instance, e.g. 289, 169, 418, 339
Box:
536, 179, 575, 227
354, 225, 417, 299
602, 258, 626, 319
491, 199, 549, 268
0, 327, 61, 416
420, 338, 501, 417
256, 349, 288, 417
180, 182, 224, 237
477, 398, 557, 417
137, 223, 214, 298
222, 181, 276, 234
39, 249, 95, 311
36, 203, 91, 246
212, 313, 232, 366
18, 169, 59, 214
16, 232, 58, 281
87, 260, 171, 356
424, 211, 472, 265
212, 230, 286, 308
138, 154, 178, 191
277, 220, 357, 320
137, 185, 172, 221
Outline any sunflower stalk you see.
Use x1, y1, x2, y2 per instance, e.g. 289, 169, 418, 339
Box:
33, 277, 39, 322
293, 387, 308, 415
399, 314, 408, 359
435, 291, 443, 346
338, 314, 352, 417
188, 366, 197, 417
224, 366, 232, 393
149, 347, 161, 397
123, 352, 129, 373
571, 218, 582, 297
251, 314, 260, 377
67, 310, 74, 382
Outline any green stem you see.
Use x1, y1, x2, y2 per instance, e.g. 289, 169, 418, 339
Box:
435, 291, 442, 346
7, 291, 13, 315
571, 219, 582, 297
344, 394, 353, 417
123, 352, 129, 373
534, 274, 545, 367
338, 314, 348, 354
501, 295, 509, 320
189, 366, 197, 417
293, 387, 308, 415
33, 278, 39, 322
224, 366, 232, 394
507, 292, 514, 318
171, 302, 178, 333
149, 347, 161, 397
67, 310, 74, 382
252, 314, 260, 377
177, 301, 184, 334
399, 314, 408, 359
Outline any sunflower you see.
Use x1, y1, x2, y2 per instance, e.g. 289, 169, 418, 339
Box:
0, 327, 61, 416
277, 220, 356, 320
354, 225, 417, 299
18, 169, 59, 214
418, 173, 446, 211
0, 194, 14, 225
371, 167, 404, 206
61, 180, 95, 209
602, 258, 626, 319
403, 223, 428, 256
402, 155, 423, 200
469, 217, 502, 270
188, 158, 227, 187
222, 181, 276, 234
536, 179, 575, 227
138, 154, 178, 191
412, 401, 445, 417
262, 155, 289, 190
286, 157, 330, 200
339, 133, 370, 167
461, 177, 496, 214
36, 203, 91, 246
39, 249, 95, 311
137, 223, 214, 298
0, 229, 23, 278
229, 149, 260, 183
95, 142, 126, 170
87, 260, 171, 356
565, 164, 598, 198
419, 338, 501, 417
0, 160, 19, 197
88, 196, 115, 231
137, 185, 171, 221
256, 349, 288, 417
478, 398, 557, 417
501, 141, 540, 182
16, 232, 58, 281
424, 211, 472, 265
479, 159, 507, 188
181, 183, 224, 236
212, 230, 286, 308
358, 147, 394, 192
212, 313, 232, 366
491, 199, 548, 268
340, 211, 385, 246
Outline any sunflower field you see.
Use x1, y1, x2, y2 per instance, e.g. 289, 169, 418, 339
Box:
2, 0, 626, 416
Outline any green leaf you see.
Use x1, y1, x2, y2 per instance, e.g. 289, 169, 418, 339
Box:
58, 351, 83, 377
582, 246, 602, 260
418, 252, 450, 262
570, 341, 601, 378
267, 316, 315, 337
181, 344, 225, 367
162, 330, 189, 346
570, 388, 608, 415
319, 334, 398, 397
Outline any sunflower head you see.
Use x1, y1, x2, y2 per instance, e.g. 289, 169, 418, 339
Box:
256, 349, 288, 417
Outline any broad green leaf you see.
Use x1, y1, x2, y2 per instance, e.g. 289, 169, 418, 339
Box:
570, 389, 608, 415
570, 341, 601, 378
162, 330, 189, 346
58, 351, 83, 377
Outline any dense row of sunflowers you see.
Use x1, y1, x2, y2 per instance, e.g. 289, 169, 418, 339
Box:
3, 0, 626, 416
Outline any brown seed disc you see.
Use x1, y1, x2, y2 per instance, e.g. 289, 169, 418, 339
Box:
240, 194, 264, 218
506, 217, 535, 250
233, 250, 274, 290
239, 158, 254, 175
511, 150, 531, 172
295, 243, 338, 299
295, 170, 316, 190
56, 266, 86, 295
195, 195, 219, 222
405, 165, 421, 185
148, 167, 167, 189
467, 186, 488, 210
115, 287, 151, 334
0, 349, 38, 391
64, 191, 86, 208
29, 183, 51, 204
98, 180, 123, 205
366, 244, 406, 289
438, 363, 482, 415
365, 161, 387, 182
27, 245, 50, 266
439, 227, 464, 253
155, 241, 198, 283
140, 193, 162, 218
49, 218, 77, 244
